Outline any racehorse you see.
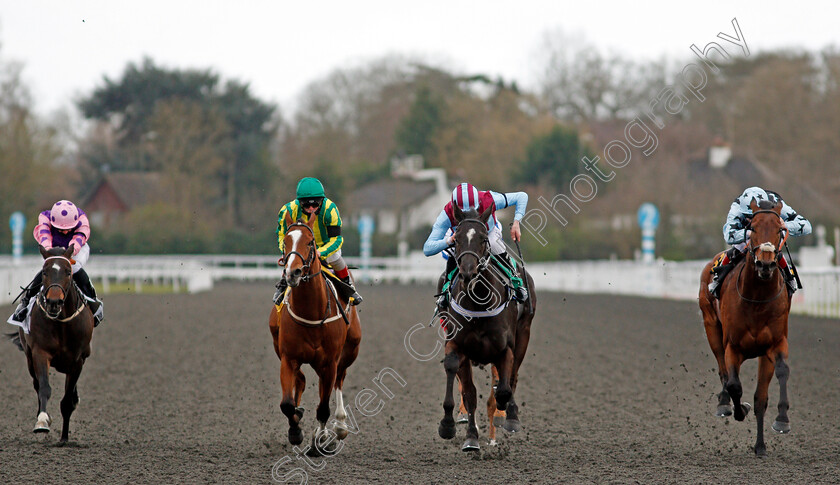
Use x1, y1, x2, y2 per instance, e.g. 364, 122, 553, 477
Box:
699, 199, 792, 456
438, 204, 536, 451
9, 245, 94, 443
268, 214, 361, 453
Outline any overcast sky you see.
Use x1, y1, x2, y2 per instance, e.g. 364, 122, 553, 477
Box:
2, 0, 839, 117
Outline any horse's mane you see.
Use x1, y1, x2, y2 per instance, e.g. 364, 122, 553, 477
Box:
44, 247, 67, 257
757, 199, 776, 211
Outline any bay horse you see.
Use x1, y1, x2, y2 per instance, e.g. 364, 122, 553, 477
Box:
699, 199, 792, 456
9, 245, 94, 443
268, 214, 361, 452
438, 204, 536, 451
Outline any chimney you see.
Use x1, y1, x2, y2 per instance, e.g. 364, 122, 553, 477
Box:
708, 137, 731, 168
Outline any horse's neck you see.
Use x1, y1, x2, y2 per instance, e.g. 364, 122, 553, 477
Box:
738, 259, 784, 300
288, 266, 329, 318
453, 268, 506, 311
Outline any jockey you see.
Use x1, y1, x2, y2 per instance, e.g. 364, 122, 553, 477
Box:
11, 200, 104, 326
424, 183, 529, 310
273, 177, 362, 306
708, 186, 812, 298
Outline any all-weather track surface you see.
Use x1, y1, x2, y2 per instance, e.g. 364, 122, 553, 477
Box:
1, 281, 839, 484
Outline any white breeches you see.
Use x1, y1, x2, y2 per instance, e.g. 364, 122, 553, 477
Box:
71, 244, 90, 274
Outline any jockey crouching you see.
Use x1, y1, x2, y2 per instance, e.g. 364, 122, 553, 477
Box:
708, 187, 812, 299
273, 177, 362, 306
424, 183, 529, 312
11, 200, 104, 326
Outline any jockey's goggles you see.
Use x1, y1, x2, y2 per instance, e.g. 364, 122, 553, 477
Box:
300, 198, 322, 209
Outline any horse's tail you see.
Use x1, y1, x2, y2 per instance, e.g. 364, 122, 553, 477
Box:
5, 331, 23, 352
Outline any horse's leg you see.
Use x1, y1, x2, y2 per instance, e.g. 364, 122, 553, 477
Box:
490, 366, 506, 426
59, 362, 83, 444
280, 357, 304, 445
438, 342, 460, 440
753, 355, 775, 456
724, 347, 751, 422
308, 362, 337, 456
31, 350, 52, 433
333, 315, 361, 441
456, 377, 468, 424
494, 347, 515, 412
487, 367, 501, 445
700, 297, 731, 416
772, 347, 791, 435
504, 314, 531, 434
457, 360, 479, 451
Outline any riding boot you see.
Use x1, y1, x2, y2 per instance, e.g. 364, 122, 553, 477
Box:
784, 267, 799, 296
339, 276, 363, 306
73, 269, 103, 326
499, 252, 528, 303
12, 272, 42, 323
273, 277, 288, 305
708, 248, 741, 299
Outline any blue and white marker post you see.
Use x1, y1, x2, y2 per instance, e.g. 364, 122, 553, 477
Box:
637, 203, 660, 264
358, 214, 374, 283
9, 211, 26, 265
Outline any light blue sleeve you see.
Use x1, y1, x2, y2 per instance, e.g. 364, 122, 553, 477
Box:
491, 191, 528, 221
780, 201, 812, 237
423, 211, 453, 257
723, 201, 746, 245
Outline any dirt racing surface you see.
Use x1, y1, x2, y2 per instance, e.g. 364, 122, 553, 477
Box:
1, 281, 839, 484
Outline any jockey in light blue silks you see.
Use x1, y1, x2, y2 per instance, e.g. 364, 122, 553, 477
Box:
424, 183, 529, 310
708, 186, 812, 298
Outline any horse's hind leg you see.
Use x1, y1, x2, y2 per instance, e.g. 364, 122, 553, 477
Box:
333, 316, 361, 440
438, 343, 461, 440
487, 367, 506, 445
752, 356, 776, 456
31, 350, 52, 433
456, 361, 479, 451
493, 347, 515, 412
59, 363, 83, 444
772, 348, 791, 435
280, 357, 304, 445
308, 363, 337, 456
700, 297, 731, 416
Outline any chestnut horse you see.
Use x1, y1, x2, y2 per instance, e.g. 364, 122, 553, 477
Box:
9, 246, 94, 443
268, 214, 361, 452
699, 199, 792, 456
438, 204, 536, 451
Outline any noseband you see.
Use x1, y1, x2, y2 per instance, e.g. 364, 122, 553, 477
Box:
746, 209, 788, 264
454, 218, 491, 272
37, 255, 84, 321
283, 222, 320, 281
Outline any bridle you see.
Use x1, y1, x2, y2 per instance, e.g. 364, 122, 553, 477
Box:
283, 222, 321, 282
453, 218, 491, 273
746, 209, 789, 265
36, 255, 85, 321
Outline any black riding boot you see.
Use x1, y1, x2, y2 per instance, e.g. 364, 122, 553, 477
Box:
12, 272, 42, 322
339, 276, 363, 306
273, 277, 288, 305
73, 269, 103, 326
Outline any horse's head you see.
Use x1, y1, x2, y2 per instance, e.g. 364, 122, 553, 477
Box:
38, 245, 75, 319
453, 203, 493, 283
282, 212, 318, 287
747, 199, 788, 281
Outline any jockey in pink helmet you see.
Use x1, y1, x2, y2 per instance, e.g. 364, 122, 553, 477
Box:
10, 200, 103, 326
424, 183, 529, 310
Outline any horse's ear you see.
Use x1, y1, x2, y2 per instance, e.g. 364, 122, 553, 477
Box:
283, 210, 293, 227
64, 245, 75, 259
749, 198, 760, 213
453, 203, 464, 223
306, 211, 317, 229
39, 245, 49, 259
773, 199, 783, 215
479, 205, 493, 225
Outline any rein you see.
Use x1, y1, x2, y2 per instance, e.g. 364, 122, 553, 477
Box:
734, 263, 785, 304
36, 256, 85, 321
281, 274, 350, 327
449, 219, 512, 319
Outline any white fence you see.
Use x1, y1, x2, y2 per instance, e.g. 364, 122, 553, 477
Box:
1, 254, 838, 318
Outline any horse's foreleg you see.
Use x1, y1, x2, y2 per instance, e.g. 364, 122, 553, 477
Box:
753, 356, 775, 456
772, 349, 791, 435
487, 370, 498, 445
456, 377, 469, 424
724, 347, 750, 422
701, 309, 731, 416
438, 344, 459, 440
280, 357, 304, 445
309, 363, 337, 456
32, 350, 52, 433
294, 369, 306, 408
457, 360, 479, 451
494, 347, 515, 412
59, 363, 83, 444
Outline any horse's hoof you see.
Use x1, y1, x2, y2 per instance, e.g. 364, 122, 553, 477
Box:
456, 413, 468, 424
754, 443, 766, 457
741, 402, 751, 416
306, 444, 323, 457
33, 412, 51, 433
295, 407, 305, 420
334, 424, 349, 441
489, 438, 497, 446
772, 420, 791, 434
288, 427, 304, 445
438, 419, 456, 440
493, 415, 506, 427
715, 404, 733, 417
461, 437, 480, 452
503, 418, 522, 433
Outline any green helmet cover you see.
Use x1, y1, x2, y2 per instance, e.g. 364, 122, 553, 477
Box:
296, 177, 325, 199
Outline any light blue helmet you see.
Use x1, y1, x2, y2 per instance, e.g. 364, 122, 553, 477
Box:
739, 187, 769, 214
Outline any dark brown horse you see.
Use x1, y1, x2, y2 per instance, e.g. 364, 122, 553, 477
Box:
10, 245, 94, 443
438, 204, 536, 451
268, 214, 362, 452
699, 199, 792, 456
